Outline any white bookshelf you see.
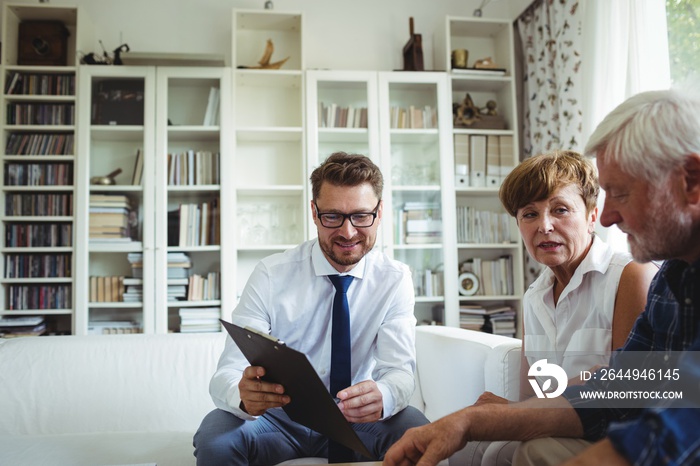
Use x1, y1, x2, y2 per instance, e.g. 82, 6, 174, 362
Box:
377, 71, 459, 326
439, 16, 524, 336
0, 3, 93, 335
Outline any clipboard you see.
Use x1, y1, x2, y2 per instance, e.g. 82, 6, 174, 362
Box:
220, 319, 372, 459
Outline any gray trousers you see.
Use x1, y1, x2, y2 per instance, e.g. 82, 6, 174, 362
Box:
193, 405, 429, 465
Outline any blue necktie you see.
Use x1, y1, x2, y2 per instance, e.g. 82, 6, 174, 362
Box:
329, 274, 353, 394
328, 274, 354, 463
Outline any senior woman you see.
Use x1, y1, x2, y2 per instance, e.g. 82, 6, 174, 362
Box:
459, 150, 658, 466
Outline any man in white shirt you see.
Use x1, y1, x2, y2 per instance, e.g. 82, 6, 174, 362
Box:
194, 152, 429, 465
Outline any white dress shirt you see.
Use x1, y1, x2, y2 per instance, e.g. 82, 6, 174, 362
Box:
524, 235, 632, 377
210, 238, 417, 421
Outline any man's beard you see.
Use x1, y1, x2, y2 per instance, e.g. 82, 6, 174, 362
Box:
320, 234, 375, 267
628, 185, 693, 262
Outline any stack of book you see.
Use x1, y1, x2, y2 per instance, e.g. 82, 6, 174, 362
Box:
89, 194, 133, 242
459, 304, 516, 337
124, 253, 144, 303
87, 321, 142, 334
0, 316, 46, 338
399, 202, 442, 244
482, 306, 517, 337
179, 307, 221, 333
167, 252, 191, 275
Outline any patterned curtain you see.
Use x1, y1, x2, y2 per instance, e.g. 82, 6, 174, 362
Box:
516, 0, 584, 286
518, 0, 584, 158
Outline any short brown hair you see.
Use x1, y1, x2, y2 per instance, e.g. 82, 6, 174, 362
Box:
310, 152, 383, 200
499, 150, 599, 217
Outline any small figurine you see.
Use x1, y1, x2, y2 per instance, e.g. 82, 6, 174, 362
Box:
453, 93, 481, 127
238, 39, 289, 70
481, 100, 498, 116
473, 57, 499, 69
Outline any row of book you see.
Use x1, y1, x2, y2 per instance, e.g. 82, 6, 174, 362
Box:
7, 284, 71, 310
0, 316, 47, 338
456, 206, 515, 244
167, 150, 220, 186
460, 255, 514, 296
186, 272, 221, 301
397, 201, 442, 245
5, 72, 75, 96
412, 267, 445, 297
170, 200, 220, 247
4, 163, 73, 186
6, 103, 75, 125
89, 275, 129, 302
454, 134, 514, 188
4, 253, 71, 279
317, 102, 369, 128
5, 223, 72, 247
5, 193, 73, 217
5, 133, 74, 156
459, 303, 516, 337
389, 105, 438, 129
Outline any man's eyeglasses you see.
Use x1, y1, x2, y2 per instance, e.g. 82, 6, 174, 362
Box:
314, 200, 380, 228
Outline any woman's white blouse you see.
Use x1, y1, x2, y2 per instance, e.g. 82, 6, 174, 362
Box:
524, 235, 632, 377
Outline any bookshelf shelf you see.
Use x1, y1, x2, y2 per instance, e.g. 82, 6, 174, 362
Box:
167, 299, 221, 308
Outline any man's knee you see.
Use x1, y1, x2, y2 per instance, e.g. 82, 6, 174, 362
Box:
193, 409, 247, 464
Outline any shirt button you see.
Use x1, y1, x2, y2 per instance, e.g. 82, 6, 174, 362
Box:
686, 298, 693, 305
320, 370, 326, 375
664, 354, 670, 362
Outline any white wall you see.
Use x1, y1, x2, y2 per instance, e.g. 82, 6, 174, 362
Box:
3, 0, 532, 70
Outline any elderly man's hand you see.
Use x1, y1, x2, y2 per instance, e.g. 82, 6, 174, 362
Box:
336, 380, 383, 423
474, 391, 509, 406
238, 366, 290, 416
383, 411, 469, 466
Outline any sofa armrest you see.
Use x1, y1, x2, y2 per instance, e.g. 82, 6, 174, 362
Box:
414, 326, 521, 421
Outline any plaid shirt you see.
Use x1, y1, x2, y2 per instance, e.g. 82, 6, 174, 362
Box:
563, 258, 700, 465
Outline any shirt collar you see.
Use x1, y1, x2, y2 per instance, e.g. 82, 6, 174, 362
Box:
311, 238, 366, 279
662, 257, 700, 302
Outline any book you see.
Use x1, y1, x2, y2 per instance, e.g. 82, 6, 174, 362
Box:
131, 149, 144, 185
486, 135, 500, 187
469, 135, 487, 187
203, 87, 220, 126
451, 67, 507, 76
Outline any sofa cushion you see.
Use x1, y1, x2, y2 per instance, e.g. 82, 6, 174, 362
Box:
415, 326, 521, 421
0, 333, 226, 436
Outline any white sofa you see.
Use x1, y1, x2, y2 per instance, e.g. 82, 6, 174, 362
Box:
0, 325, 520, 466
